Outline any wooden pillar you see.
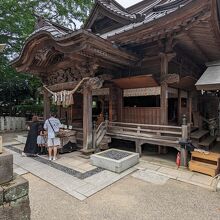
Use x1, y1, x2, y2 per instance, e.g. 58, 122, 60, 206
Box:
160, 53, 168, 125
43, 89, 50, 120
181, 121, 188, 167
135, 140, 142, 157
117, 87, 123, 122
109, 85, 118, 122
109, 86, 113, 122
188, 91, 192, 125
83, 86, 93, 150
180, 116, 189, 167
178, 89, 182, 125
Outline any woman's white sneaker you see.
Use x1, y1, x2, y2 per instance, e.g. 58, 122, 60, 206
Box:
21, 152, 27, 157
48, 156, 52, 161
53, 157, 57, 161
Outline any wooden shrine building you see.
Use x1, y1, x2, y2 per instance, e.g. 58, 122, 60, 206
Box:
12, 0, 220, 162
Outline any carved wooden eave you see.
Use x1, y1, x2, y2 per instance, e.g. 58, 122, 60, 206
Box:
11, 27, 138, 74
85, 0, 135, 27
103, 0, 210, 43
100, 0, 220, 64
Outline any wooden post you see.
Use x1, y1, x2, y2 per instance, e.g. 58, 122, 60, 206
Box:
109, 85, 120, 122
117, 87, 123, 122
109, 86, 113, 122
83, 86, 93, 150
135, 140, 142, 157
181, 115, 188, 167
188, 91, 192, 125
92, 121, 97, 149
160, 53, 168, 125
43, 89, 50, 120
178, 89, 182, 125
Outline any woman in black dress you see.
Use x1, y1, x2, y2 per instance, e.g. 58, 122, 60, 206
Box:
22, 116, 41, 157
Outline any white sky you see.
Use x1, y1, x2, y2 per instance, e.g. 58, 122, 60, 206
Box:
116, 0, 143, 8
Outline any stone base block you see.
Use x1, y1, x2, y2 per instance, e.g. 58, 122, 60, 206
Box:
0, 151, 13, 184
80, 148, 95, 155
0, 196, 30, 220
0, 175, 30, 220
91, 148, 139, 173
2, 175, 29, 203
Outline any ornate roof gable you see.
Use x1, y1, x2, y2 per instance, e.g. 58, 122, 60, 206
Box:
32, 16, 73, 39
100, 0, 194, 39
84, 0, 145, 34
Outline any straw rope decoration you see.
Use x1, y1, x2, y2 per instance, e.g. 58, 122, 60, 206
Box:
43, 77, 90, 108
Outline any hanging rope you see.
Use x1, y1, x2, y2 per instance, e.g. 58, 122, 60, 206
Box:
43, 77, 90, 95
43, 77, 90, 108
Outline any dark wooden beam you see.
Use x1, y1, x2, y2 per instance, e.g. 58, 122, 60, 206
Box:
160, 53, 169, 125
83, 86, 93, 150
43, 89, 51, 120
178, 89, 181, 125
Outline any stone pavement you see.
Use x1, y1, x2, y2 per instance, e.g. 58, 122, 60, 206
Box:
2, 134, 219, 203
134, 160, 218, 190
3, 141, 136, 201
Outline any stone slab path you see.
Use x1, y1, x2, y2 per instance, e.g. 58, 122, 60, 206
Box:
3, 141, 136, 201
133, 160, 218, 190
3, 137, 218, 202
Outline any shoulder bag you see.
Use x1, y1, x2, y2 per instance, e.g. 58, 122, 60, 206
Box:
48, 119, 62, 138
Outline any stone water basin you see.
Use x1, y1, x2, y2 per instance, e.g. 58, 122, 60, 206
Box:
91, 148, 139, 173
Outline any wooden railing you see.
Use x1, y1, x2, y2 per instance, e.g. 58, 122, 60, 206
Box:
92, 120, 108, 148
92, 120, 189, 151
108, 121, 182, 138
106, 121, 189, 150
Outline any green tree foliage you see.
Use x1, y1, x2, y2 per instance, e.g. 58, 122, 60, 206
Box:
0, 0, 93, 116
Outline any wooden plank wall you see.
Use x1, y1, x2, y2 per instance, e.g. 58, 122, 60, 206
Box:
109, 86, 120, 121
122, 107, 161, 124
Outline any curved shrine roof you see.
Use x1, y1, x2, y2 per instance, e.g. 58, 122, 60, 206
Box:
11, 0, 220, 71
97, 0, 136, 20
100, 0, 192, 38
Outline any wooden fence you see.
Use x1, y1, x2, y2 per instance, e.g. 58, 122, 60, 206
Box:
0, 117, 26, 131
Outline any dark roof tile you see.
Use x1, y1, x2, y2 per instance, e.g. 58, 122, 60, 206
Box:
101, 0, 191, 39
97, 0, 136, 20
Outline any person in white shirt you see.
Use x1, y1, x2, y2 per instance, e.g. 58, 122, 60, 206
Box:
44, 113, 62, 161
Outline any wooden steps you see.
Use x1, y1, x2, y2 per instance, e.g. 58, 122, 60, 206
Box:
199, 136, 216, 149
191, 129, 216, 150
191, 130, 209, 141
99, 135, 111, 150
189, 151, 220, 177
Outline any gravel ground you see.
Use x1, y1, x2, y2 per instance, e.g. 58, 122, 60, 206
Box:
23, 173, 220, 220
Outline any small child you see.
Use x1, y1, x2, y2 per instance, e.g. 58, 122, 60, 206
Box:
37, 125, 47, 155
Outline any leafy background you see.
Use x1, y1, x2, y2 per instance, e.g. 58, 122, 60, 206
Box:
0, 0, 93, 117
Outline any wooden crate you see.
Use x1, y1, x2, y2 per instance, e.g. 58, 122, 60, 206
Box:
189, 151, 220, 177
